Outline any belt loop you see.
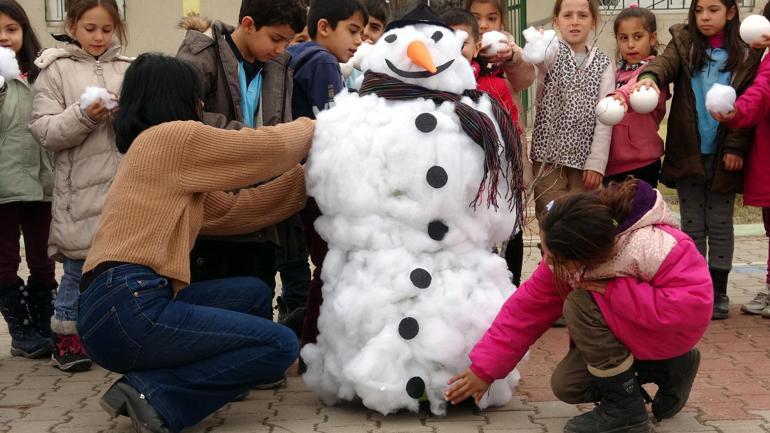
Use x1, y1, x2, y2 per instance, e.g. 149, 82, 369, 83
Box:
106, 268, 115, 289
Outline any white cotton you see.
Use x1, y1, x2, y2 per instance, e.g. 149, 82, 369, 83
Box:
705, 83, 736, 114
0, 46, 20, 81
481, 31, 509, 55
521, 26, 558, 65
341, 42, 375, 79
740, 15, 770, 45
596, 97, 625, 126
302, 76, 522, 415
629, 86, 659, 114
80, 86, 117, 110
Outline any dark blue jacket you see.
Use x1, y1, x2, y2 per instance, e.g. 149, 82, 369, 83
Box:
287, 42, 344, 119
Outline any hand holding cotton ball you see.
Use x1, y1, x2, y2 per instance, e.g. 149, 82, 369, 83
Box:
80, 86, 118, 111
629, 86, 659, 114
596, 97, 625, 126
521, 27, 558, 65
481, 31, 509, 55
0, 47, 20, 82
341, 42, 374, 79
740, 15, 770, 45
705, 83, 736, 114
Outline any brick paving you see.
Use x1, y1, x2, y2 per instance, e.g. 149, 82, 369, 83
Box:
2, 235, 770, 432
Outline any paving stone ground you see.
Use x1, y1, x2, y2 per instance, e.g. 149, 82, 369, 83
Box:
2, 234, 770, 432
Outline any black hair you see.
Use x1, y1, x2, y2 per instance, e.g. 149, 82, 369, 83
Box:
363, 0, 389, 25
0, 0, 40, 83
307, 0, 369, 39
688, 0, 744, 73
441, 7, 480, 42
115, 53, 203, 153
764, 0, 770, 22
239, 0, 307, 33
613, 6, 660, 56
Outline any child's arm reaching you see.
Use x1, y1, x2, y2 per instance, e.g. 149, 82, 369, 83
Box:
715, 56, 770, 129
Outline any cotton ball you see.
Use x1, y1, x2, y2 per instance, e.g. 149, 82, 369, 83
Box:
740, 14, 770, 45
705, 83, 736, 114
341, 42, 374, 78
521, 26, 558, 65
629, 86, 659, 114
481, 31, 508, 55
595, 97, 625, 126
0, 46, 20, 81
80, 86, 117, 110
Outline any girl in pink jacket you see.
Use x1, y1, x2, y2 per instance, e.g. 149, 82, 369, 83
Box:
445, 179, 712, 433
606, 6, 667, 187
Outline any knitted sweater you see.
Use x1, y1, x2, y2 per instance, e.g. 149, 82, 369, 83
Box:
83, 119, 313, 291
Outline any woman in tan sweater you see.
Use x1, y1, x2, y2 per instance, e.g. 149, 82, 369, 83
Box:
75, 54, 313, 433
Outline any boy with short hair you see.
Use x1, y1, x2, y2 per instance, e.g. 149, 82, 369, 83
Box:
288, 0, 368, 119
361, 0, 389, 43
176, 0, 311, 338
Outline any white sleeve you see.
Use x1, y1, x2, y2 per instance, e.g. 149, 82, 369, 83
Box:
584, 62, 617, 175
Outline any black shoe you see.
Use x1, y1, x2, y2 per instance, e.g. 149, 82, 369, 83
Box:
10, 330, 54, 358
100, 379, 172, 433
1, 278, 53, 358
25, 280, 56, 339
636, 348, 700, 421
711, 268, 729, 320
564, 368, 649, 433
253, 376, 286, 390
52, 334, 92, 372
279, 306, 305, 338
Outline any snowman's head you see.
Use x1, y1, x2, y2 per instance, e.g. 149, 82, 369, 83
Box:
361, 7, 476, 94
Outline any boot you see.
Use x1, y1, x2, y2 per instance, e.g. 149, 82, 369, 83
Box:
276, 296, 305, 339
100, 378, 172, 433
563, 367, 649, 433
711, 268, 730, 320
635, 348, 700, 421
0, 278, 53, 358
25, 280, 56, 339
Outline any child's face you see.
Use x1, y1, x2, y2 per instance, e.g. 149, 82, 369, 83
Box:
362, 16, 385, 43
242, 21, 295, 62
68, 5, 116, 57
317, 11, 365, 62
451, 24, 481, 63
290, 26, 310, 46
694, 0, 736, 37
616, 17, 656, 64
0, 13, 23, 56
554, 0, 595, 51
469, 1, 502, 34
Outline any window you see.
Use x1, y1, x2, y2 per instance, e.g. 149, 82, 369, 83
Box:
46, 0, 126, 23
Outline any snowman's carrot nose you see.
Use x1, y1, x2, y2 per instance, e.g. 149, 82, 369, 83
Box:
407, 41, 437, 74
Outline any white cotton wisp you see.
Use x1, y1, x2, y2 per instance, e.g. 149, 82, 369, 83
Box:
740, 15, 770, 45
481, 31, 509, 55
80, 86, 117, 110
521, 26, 558, 65
0, 46, 20, 87
341, 42, 374, 79
629, 86, 659, 114
596, 97, 625, 126
705, 83, 736, 114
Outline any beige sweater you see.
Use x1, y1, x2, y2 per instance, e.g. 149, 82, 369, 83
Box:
84, 119, 313, 291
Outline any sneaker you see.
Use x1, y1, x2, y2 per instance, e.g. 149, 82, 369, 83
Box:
52, 334, 93, 372
10, 331, 54, 359
742, 287, 770, 315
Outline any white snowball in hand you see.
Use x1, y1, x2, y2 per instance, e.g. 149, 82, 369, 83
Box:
481, 31, 508, 55
705, 83, 736, 114
596, 97, 625, 126
80, 86, 117, 110
740, 15, 770, 45
521, 26, 558, 65
629, 86, 659, 114
0, 47, 20, 81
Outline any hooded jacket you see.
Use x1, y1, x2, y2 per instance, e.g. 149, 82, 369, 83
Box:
467, 182, 713, 384
30, 43, 131, 260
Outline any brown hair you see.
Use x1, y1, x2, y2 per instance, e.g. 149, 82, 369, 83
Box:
0, 0, 41, 83
66, 0, 127, 46
464, 0, 508, 32
552, 0, 599, 26
539, 178, 638, 296
613, 6, 660, 56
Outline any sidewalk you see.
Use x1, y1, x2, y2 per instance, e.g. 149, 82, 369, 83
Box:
2, 234, 770, 433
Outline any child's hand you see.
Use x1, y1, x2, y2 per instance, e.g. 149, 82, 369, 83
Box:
632, 79, 660, 95
582, 170, 603, 190
445, 368, 491, 405
710, 109, 736, 123
610, 93, 628, 112
751, 33, 770, 49
84, 99, 110, 122
723, 154, 744, 171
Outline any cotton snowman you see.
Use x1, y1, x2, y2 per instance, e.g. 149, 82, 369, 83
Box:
301, 5, 523, 416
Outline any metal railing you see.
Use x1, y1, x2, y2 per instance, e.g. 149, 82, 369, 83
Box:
598, 0, 755, 10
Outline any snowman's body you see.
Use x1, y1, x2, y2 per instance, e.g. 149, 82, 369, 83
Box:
301, 17, 521, 416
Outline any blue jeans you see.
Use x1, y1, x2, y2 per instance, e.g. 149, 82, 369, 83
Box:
77, 264, 298, 432
54, 258, 84, 323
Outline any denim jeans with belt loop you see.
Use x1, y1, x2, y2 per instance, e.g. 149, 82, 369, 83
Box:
77, 264, 298, 432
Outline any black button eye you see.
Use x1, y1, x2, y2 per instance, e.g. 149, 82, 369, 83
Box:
385, 34, 397, 43
431, 31, 443, 42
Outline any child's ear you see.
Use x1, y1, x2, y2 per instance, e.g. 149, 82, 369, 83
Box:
474, 40, 482, 58
241, 16, 255, 32
650, 31, 658, 48
727, 5, 738, 21
317, 18, 331, 37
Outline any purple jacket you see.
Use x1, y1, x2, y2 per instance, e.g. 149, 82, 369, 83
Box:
468, 183, 713, 383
